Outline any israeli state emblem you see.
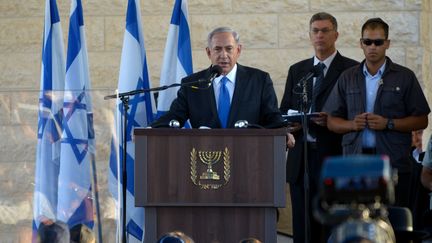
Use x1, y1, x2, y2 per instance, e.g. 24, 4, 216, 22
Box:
190, 147, 231, 190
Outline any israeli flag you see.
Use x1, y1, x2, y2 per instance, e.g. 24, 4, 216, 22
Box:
156, 0, 193, 117
108, 0, 156, 241
33, 0, 65, 232
57, 0, 94, 228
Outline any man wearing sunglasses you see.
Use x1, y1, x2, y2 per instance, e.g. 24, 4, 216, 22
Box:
325, 18, 430, 208
280, 12, 358, 243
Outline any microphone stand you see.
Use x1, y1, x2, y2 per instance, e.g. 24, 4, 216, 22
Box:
104, 79, 211, 243
300, 74, 312, 243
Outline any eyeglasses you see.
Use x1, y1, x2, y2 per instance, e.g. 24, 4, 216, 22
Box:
361, 38, 386, 46
310, 28, 334, 34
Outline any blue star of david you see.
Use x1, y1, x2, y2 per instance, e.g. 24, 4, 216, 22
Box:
61, 89, 89, 164
38, 92, 63, 143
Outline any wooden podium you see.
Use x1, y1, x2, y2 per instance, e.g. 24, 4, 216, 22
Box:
134, 128, 286, 242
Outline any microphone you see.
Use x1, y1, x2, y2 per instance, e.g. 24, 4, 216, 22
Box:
168, 119, 180, 128
189, 65, 223, 89
297, 64, 322, 87
209, 65, 223, 81
152, 119, 180, 128
234, 120, 265, 129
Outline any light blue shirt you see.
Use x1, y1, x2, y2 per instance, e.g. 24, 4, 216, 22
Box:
362, 62, 386, 148
213, 64, 236, 108
423, 135, 432, 169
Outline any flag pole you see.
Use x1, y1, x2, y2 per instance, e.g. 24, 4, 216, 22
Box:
120, 96, 129, 243
90, 153, 103, 243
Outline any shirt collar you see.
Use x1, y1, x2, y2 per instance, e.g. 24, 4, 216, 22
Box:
363, 60, 386, 78
313, 51, 337, 69
215, 64, 237, 84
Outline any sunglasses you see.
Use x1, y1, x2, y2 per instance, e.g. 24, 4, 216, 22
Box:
361, 38, 386, 46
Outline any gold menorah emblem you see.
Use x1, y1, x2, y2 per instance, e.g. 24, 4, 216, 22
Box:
198, 151, 221, 180
190, 147, 231, 190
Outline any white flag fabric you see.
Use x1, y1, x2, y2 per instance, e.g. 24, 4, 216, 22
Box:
108, 0, 156, 241
57, 0, 94, 228
33, 0, 66, 232
156, 0, 193, 116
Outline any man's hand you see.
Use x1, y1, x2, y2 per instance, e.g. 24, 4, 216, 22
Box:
366, 113, 387, 130
311, 112, 328, 127
286, 132, 295, 149
351, 113, 368, 131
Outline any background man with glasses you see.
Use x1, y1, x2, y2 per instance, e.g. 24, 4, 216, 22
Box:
279, 12, 358, 243
325, 18, 430, 208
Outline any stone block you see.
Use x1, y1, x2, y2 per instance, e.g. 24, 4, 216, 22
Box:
85, 17, 105, 52
311, 0, 404, 11
88, 52, 121, 88
10, 92, 39, 126
387, 47, 406, 66
333, 13, 371, 48
338, 47, 364, 62
0, 18, 43, 53
146, 50, 165, 87
82, 0, 127, 16
104, 16, 127, 51
0, 125, 36, 163
191, 15, 278, 49
0, 0, 44, 17
142, 15, 171, 51
233, 0, 308, 13
241, 48, 313, 88
378, 12, 419, 45
0, 53, 40, 89
405, 0, 422, 10
279, 13, 310, 49
422, 50, 432, 89
406, 46, 424, 82
187, 0, 230, 14
0, 94, 11, 125
0, 160, 35, 192
420, 12, 432, 50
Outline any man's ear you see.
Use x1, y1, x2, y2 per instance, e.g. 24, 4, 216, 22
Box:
206, 47, 211, 59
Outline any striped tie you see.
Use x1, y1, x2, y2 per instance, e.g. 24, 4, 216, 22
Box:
311, 62, 325, 112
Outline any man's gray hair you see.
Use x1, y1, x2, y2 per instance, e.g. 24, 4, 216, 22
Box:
207, 27, 240, 47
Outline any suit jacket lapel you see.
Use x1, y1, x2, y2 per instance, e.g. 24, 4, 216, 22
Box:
228, 64, 246, 127
315, 52, 342, 98
303, 59, 314, 110
204, 66, 221, 126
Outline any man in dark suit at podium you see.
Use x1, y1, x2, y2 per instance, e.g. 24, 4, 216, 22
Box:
279, 12, 358, 243
151, 26, 285, 129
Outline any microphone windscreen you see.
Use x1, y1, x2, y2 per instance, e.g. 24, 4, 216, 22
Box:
210, 65, 223, 77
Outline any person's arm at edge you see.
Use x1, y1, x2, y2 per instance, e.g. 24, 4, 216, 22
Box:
421, 166, 432, 191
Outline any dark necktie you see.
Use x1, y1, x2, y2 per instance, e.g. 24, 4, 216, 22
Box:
218, 77, 230, 128
311, 62, 325, 112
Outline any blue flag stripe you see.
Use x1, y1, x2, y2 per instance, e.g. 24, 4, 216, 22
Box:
125, 0, 140, 42
177, 11, 193, 75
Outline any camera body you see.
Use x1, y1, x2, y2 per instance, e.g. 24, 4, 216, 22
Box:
315, 155, 397, 243
319, 155, 395, 206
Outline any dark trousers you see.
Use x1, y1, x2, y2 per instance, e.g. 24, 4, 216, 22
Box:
290, 143, 327, 243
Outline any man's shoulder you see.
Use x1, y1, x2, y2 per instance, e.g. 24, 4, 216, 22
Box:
388, 60, 415, 75
339, 64, 361, 81
291, 58, 312, 69
182, 68, 209, 83
337, 53, 360, 67
237, 63, 268, 74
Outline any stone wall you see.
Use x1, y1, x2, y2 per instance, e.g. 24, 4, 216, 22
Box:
421, 0, 432, 141
0, 0, 429, 241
